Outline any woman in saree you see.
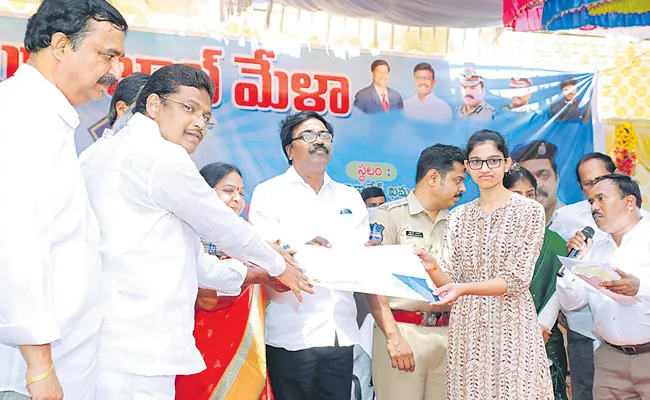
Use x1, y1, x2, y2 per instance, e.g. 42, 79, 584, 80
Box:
503, 165, 568, 400
175, 162, 288, 400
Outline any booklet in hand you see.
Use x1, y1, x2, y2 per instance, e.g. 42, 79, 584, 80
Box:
557, 256, 639, 306
392, 273, 440, 303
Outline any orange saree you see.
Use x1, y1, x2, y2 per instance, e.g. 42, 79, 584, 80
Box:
175, 285, 273, 400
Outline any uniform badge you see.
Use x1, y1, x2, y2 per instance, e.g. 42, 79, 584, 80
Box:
369, 223, 384, 243
537, 142, 547, 156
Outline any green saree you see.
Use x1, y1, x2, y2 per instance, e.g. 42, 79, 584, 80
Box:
530, 229, 568, 400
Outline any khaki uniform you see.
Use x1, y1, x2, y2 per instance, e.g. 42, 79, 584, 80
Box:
455, 100, 497, 120
369, 192, 449, 400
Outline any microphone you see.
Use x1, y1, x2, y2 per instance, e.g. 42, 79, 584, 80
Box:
557, 226, 595, 277
566, 226, 595, 258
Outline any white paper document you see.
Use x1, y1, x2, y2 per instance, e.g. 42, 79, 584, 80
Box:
293, 244, 436, 302
558, 256, 639, 306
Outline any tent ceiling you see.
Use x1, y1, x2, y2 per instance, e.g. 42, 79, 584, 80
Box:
270, 0, 504, 28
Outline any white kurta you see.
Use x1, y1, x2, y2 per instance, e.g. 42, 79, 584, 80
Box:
81, 112, 285, 377
0, 64, 103, 398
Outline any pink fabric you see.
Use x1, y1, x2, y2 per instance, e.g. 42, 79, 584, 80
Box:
503, 0, 544, 31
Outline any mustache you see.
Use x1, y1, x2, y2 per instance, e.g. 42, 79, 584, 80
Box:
454, 193, 463, 200
592, 211, 603, 219
537, 188, 549, 198
464, 95, 475, 100
309, 144, 329, 154
185, 130, 204, 142
98, 75, 117, 86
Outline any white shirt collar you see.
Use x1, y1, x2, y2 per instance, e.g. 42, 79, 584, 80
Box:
127, 112, 158, 131
605, 215, 648, 248
373, 84, 388, 98
284, 166, 334, 191
415, 92, 436, 101
14, 64, 79, 129
102, 128, 115, 138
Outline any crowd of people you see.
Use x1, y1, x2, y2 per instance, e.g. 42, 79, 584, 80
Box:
0, 1, 648, 400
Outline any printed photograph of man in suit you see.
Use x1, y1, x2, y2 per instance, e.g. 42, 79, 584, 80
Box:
354, 59, 404, 114
549, 77, 592, 123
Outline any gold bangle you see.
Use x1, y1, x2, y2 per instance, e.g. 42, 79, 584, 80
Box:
26, 363, 54, 386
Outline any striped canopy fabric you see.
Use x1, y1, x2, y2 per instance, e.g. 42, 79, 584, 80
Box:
504, 0, 650, 31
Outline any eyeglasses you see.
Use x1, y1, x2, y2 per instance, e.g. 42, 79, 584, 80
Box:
291, 130, 333, 143
160, 96, 217, 128
467, 158, 506, 170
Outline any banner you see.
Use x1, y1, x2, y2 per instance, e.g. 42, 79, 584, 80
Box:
0, 16, 596, 214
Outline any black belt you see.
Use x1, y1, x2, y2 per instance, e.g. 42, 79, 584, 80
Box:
607, 341, 650, 355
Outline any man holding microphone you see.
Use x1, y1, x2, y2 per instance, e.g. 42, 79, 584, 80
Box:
557, 174, 650, 399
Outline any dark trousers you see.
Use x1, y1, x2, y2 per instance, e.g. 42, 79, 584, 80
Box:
567, 329, 595, 400
267, 344, 354, 400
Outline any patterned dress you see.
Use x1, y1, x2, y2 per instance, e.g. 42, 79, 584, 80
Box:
442, 194, 554, 400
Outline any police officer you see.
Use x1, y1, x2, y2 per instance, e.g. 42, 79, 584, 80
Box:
455, 67, 496, 120
511, 140, 564, 225
367, 144, 466, 400
502, 77, 542, 115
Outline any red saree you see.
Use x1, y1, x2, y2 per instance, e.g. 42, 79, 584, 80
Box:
175, 285, 273, 400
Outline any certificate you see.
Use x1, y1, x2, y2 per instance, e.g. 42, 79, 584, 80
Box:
292, 244, 437, 302
558, 256, 639, 306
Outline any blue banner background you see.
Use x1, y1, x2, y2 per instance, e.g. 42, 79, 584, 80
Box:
0, 16, 595, 208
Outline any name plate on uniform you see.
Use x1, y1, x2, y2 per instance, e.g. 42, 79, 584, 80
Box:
405, 231, 424, 238
293, 244, 437, 302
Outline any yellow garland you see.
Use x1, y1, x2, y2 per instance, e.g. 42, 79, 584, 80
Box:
614, 122, 637, 152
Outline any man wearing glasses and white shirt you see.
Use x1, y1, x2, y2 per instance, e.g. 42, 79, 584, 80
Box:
249, 111, 369, 400
82, 64, 310, 399
557, 174, 650, 399
550, 153, 650, 400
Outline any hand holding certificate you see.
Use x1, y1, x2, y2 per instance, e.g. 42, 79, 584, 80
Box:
292, 244, 438, 302
557, 256, 640, 306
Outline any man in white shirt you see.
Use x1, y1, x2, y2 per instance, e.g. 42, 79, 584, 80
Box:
549, 152, 616, 400
0, 2, 127, 399
550, 152, 650, 400
248, 111, 370, 399
79, 72, 149, 163
403, 62, 452, 123
550, 153, 618, 242
557, 174, 650, 399
82, 64, 310, 399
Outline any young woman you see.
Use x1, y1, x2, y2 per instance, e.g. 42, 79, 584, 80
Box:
503, 166, 568, 400
175, 162, 286, 400
415, 130, 554, 399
